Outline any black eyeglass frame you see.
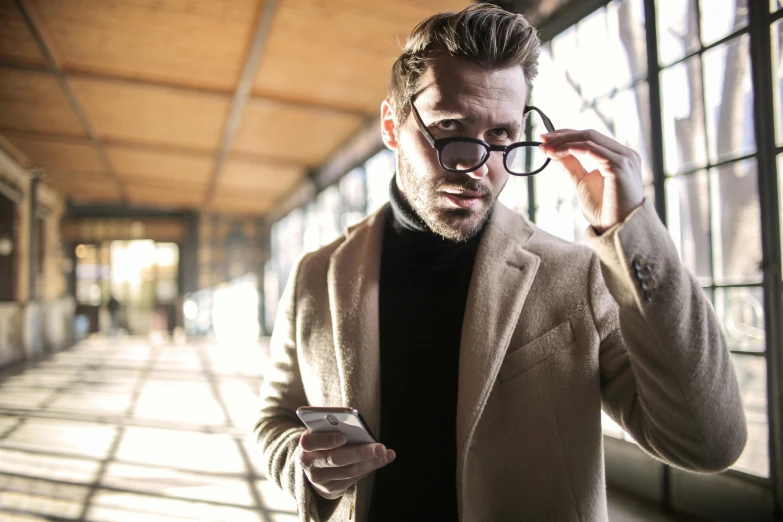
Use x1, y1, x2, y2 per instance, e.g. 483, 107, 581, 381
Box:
409, 101, 556, 176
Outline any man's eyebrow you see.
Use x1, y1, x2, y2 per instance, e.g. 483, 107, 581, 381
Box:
424, 107, 523, 131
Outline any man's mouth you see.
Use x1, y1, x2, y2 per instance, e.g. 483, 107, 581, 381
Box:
442, 189, 484, 209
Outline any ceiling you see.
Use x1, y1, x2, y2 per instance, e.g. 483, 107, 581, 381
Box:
0, 0, 481, 215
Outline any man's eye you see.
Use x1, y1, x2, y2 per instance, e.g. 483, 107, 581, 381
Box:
435, 120, 458, 131
490, 128, 510, 139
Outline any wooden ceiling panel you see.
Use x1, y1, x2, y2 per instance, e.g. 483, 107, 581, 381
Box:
46, 172, 121, 201
70, 77, 230, 151
208, 193, 275, 215
2, 133, 103, 173
253, 0, 473, 114
106, 146, 213, 186
232, 98, 364, 166
219, 157, 304, 195
0, 68, 85, 136
0, 0, 46, 67
125, 182, 205, 208
27, 0, 262, 92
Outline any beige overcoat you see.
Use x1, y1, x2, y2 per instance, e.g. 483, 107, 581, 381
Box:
254, 199, 747, 521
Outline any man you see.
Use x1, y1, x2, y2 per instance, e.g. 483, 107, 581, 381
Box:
254, 5, 747, 521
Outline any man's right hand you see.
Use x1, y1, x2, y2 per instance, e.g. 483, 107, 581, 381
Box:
299, 429, 396, 500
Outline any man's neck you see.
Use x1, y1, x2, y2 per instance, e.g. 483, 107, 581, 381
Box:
388, 176, 432, 235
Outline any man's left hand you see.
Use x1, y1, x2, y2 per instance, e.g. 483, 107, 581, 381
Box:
539, 129, 645, 233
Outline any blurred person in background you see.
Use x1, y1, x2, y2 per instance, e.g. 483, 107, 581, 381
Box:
254, 4, 747, 521
106, 294, 121, 336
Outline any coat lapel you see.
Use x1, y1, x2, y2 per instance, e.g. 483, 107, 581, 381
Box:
456, 203, 540, 498
327, 205, 389, 440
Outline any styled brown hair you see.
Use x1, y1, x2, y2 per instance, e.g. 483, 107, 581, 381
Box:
388, 3, 541, 125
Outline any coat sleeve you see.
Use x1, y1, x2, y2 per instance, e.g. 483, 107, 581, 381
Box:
252, 255, 322, 521
587, 198, 747, 472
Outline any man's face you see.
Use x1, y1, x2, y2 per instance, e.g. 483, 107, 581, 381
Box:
388, 54, 529, 241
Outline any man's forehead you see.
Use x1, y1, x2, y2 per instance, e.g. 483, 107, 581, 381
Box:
414, 54, 529, 111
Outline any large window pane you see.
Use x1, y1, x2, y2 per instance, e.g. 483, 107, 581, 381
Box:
703, 35, 755, 164
774, 0, 782, 13
339, 167, 366, 230
656, 0, 699, 66
779, 154, 783, 266
573, 0, 646, 99
615, 84, 653, 184
608, 0, 647, 83
665, 173, 711, 284
730, 353, 769, 478
534, 168, 588, 243
575, 8, 614, 100
302, 202, 321, 254
365, 149, 395, 215
700, 0, 748, 47
715, 287, 766, 353
316, 186, 341, 247
661, 57, 707, 174
538, 34, 585, 125
710, 159, 762, 285
772, 20, 783, 147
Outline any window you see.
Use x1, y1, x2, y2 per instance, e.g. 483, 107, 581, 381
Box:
531, 0, 649, 244
0, 192, 16, 302
499, 0, 771, 480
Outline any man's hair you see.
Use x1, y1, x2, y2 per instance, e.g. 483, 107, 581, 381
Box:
388, 3, 541, 125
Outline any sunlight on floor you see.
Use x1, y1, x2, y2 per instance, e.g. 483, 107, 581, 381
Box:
0, 336, 296, 521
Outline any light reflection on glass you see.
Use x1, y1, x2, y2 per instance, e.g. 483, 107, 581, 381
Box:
730, 354, 769, 477
656, 0, 699, 66
665, 172, 712, 285
700, 0, 748, 47
715, 287, 766, 353
660, 57, 707, 174
772, 20, 783, 147
710, 159, 762, 285
702, 35, 755, 164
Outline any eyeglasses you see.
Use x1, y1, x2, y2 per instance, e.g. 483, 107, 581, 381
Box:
409, 101, 555, 176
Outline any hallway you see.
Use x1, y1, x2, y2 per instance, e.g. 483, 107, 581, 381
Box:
0, 337, 297, 521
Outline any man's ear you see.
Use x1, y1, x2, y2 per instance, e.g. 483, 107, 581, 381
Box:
380, 99, 399, 150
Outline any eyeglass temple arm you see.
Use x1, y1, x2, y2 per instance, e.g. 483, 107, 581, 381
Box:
409, 103, 437, 146
524, 106, 556, 134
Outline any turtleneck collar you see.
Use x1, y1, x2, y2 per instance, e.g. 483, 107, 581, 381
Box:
388, 175, 432, 235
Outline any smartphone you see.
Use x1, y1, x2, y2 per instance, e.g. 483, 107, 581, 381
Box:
296, 406, 377, 445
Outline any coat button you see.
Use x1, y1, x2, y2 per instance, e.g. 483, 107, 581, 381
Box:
644, 290, 654, 302
641, 277, 657, 291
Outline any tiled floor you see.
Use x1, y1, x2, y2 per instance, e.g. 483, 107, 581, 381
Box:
0, 336, 296, 521
0, 336, 675, 521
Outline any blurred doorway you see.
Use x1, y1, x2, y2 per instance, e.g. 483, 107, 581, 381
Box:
74, 240, 179, 336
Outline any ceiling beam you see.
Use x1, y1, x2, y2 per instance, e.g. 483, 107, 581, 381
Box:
0, 128, 308, 170
310, 116, 383, 192
203, 0, 280, 207
0, 62, 371, 119
13, 0, 127, 203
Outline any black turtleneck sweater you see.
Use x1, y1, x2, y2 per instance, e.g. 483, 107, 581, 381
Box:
367, 178, 483, 520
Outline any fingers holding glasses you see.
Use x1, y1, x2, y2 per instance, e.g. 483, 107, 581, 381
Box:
538, 128, 644, 231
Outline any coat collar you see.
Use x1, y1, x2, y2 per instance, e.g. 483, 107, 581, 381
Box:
327, 205, 390, 438
328, 202, 540, 462
455, 202, 540, 507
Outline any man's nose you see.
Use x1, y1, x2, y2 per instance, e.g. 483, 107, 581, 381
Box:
465, 158, 490, 179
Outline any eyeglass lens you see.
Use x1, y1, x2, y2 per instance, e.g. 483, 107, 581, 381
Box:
505, 143, 549, 175
440, 142, 489, 172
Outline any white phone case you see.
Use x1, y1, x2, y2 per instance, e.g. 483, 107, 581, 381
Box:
296, 406, 377, 445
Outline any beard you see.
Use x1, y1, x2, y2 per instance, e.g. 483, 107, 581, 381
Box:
396, 146, 502, 242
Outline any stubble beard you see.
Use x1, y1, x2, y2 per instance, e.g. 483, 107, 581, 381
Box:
397, 147, 499, 242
